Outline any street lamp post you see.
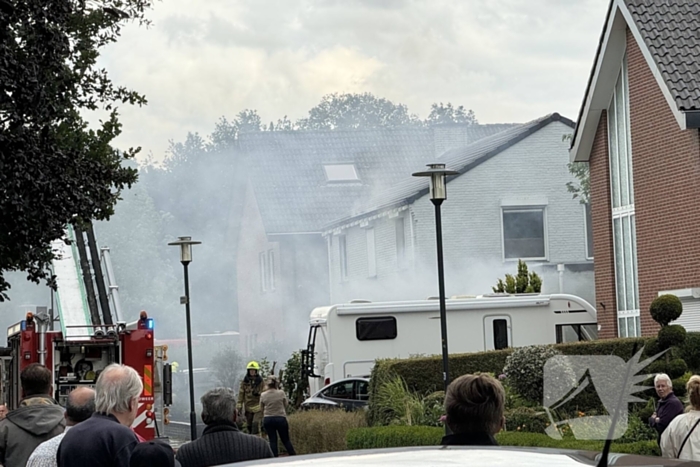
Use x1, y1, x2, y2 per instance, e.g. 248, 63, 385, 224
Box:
168, 236, 202, 441
412, 163, 459, 435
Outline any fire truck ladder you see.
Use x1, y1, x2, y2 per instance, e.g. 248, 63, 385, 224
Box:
50, 223, 117, 341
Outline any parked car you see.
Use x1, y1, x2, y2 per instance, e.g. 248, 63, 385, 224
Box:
300, 377, 369, 411
230, 446, 697, 466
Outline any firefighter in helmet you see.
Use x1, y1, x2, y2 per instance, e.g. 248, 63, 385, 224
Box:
237, 361, 264, 435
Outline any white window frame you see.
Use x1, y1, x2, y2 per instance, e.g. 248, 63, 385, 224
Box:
259, 252, 268, 292
324, 164, 359, 182
395, 217, 407, 270
501, 207, 548, 261
608, 54, 640, 337
583, 203, 594, 260
268, 249, 276, 291
339, 235, 348, 282
366, 228, 377, 278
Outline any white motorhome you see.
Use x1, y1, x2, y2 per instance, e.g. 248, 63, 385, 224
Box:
301, 294, 598, 394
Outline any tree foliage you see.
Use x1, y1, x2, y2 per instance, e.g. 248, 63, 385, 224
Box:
282, 350, 310, 408
296, 92, 421, 130
0, 0, 154, 300
493, 260, 543, 294
210, 345, 245, 389
566, 162, 590, 205
425, 103, 478, 125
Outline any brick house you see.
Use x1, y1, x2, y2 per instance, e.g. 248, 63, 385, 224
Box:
570, 0, 700, 338
235, 123, 516, 354
324, 114, 595, 307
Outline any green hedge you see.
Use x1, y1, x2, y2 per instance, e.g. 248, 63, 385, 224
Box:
346, 426, 659, 456
367, 337, 651, 425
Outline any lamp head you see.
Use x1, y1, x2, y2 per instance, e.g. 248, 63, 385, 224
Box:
168, 236, 202, 264
412, 163, 459, 201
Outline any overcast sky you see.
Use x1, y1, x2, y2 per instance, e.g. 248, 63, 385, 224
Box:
97, 0, 610, 162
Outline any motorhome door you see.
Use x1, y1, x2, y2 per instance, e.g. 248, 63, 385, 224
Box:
484, 315, 511, 350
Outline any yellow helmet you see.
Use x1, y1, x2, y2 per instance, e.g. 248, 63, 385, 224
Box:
246, 361, 261, 370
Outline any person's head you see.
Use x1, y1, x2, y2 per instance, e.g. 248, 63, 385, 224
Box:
246, 361, 260, 377
21, 363, 51, 398
65, 387, 96, 426
0, 405, 8, 420
201, 387, 237, 426
266, 376, 279, 390
130, 440, 179, 467
655, 373, 673, 399
687, 375, 700, 410
444, 373, 506, 435
95, 364, 143, 426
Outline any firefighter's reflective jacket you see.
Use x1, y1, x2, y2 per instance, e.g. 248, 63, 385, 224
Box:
237, 374, 264, 413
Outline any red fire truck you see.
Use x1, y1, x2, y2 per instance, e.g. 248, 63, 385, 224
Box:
4, 310, 162, 440
0, 224, 172, 441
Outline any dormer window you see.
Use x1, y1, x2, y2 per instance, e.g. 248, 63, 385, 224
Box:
324, 164, 359, 182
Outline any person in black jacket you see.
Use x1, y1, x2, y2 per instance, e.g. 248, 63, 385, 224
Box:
176, 387, 273, 467
441, 373, 505, 446
650, 373, 685, 443
57, 364, 142, 467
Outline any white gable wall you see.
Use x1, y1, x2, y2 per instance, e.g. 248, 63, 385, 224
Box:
328, 120, 595, 306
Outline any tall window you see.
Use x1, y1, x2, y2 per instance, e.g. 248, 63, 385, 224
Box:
608, 55, 640, 337
339, 235, 348, 281
584, 203, 594, 259
366, 228, 376, 278
395, 217, 407, 269
268, 250, 276, 291
259, 252, 268, 292
502, 208, 547, 260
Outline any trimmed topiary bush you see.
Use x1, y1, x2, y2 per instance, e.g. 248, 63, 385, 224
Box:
658, 325, 687, 350
650, 295, 683, 326
677, 333, 700, 372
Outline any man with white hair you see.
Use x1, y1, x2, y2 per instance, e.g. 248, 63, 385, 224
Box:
650, 373, 684, 444
57, 364, 143, 467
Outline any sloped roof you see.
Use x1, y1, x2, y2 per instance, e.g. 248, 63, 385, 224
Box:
238, 124, 517, 234
325, 113, 575, 230
626, 0, 700, 111
571, 0, 700, 162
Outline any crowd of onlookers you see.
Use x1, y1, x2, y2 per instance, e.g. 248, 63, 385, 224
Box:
0, 361, 699, 466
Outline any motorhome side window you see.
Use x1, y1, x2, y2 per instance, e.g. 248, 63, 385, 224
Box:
356, 317, 397, 341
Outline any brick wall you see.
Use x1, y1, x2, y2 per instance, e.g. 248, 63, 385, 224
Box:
589, 112, 617, 338
625, 30, 700, 334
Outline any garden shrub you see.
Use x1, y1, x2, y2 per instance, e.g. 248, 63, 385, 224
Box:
658, 325, 687, 350
371, 375, 443, 427
678, 333, 700, 372
368, 338, 650, 424
503, 345, 572, 404
504, 407, 549, 434
346, 425, 442, 449
288, 409, 366, 454
650, 295, 683, 326
346, 427, 660, 456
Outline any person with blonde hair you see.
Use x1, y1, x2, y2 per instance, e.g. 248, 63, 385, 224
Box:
260, 376, 296, 457
661, 375, 700, 460
441, 373, 505, 446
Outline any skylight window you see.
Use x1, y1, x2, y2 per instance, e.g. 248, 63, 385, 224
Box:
324, 164, 359, 181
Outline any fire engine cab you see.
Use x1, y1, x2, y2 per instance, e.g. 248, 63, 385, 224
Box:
0, 224, 172, 441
